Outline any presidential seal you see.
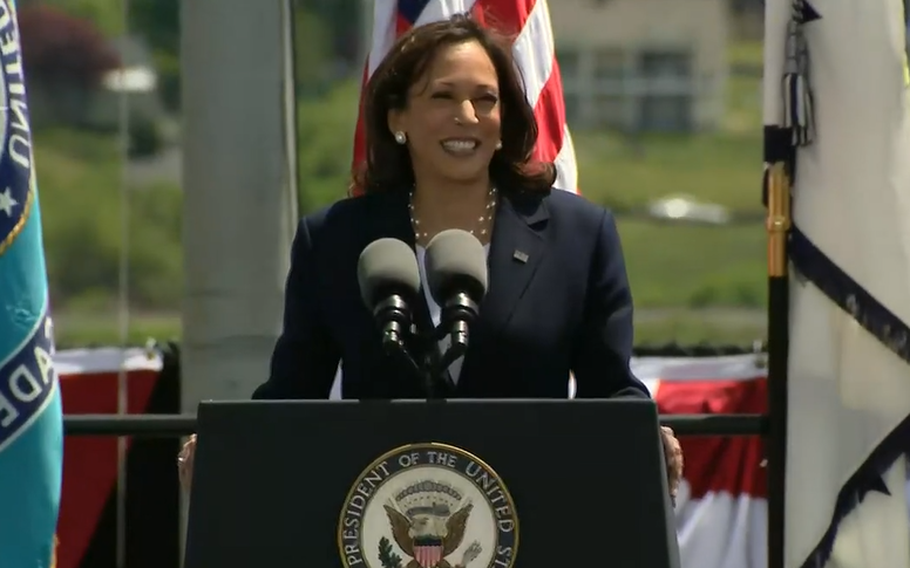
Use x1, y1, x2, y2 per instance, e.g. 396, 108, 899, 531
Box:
338, 443, 518, 568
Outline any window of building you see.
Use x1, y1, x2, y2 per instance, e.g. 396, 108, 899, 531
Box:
556, 45, 699, 133
556, 48, 581, 82
563, 92, 583, 124
638, 95, 693, 132
639, 50, 691, 81
592, 47, 625, 83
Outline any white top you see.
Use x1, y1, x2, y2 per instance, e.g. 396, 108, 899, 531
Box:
415, 243, 490, 385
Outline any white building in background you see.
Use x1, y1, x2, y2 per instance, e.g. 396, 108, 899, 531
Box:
90, 36, 164, 127
551, 0, 728, 133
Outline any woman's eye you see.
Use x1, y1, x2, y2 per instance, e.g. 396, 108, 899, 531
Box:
473, 95, 498, 110
431, 92, 452, 99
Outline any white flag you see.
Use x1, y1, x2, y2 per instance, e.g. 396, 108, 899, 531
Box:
764, 0, 910, 567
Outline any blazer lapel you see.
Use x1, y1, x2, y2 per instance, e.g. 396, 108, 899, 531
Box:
481, 192, 549, 332
454, 192, 549, 394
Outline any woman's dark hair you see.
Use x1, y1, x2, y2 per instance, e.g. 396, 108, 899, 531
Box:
353, 14, 555, 195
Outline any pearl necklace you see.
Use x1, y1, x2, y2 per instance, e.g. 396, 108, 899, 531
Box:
409, 186, 498, 243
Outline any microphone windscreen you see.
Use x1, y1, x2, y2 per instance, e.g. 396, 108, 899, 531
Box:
425, 229, 488, 305
357, 238, 421, 308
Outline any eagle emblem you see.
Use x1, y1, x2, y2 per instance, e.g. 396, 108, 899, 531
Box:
337, 443, 519, 568
380, 480, 483, 568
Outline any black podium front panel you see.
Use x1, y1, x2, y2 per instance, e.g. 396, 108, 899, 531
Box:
185, 399, 680, 568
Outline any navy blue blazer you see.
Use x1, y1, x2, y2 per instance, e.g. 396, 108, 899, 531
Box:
252, 188, 650, 400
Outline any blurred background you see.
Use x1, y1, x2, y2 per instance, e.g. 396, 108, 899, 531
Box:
27, 0, 766, 349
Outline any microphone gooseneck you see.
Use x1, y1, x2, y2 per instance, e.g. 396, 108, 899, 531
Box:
438, 292, 479, 367
372, 294, 411, 350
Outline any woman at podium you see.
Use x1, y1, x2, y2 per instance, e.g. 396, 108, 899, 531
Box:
257, 15, 651, 402
179, 14, 682, 497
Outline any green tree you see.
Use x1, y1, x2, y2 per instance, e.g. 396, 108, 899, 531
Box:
296, 80, 360, 211
295, 0, 365, 67
36, 129, 183, 310
293, 8, 334, 97
124, 1, 339, 108
128, 0, 178, 53
41, 0, 126, 36
129, 0, 180, 110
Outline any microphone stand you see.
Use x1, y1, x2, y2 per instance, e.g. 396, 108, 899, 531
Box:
382, 328, 452, 400
421, 323, 465, 401
421, 349, 444, 400
379, 296, 474, 400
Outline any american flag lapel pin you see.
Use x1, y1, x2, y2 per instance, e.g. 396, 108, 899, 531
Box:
513, 250, 529, 264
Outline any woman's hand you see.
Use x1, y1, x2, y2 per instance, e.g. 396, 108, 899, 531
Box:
660, 426, 684, 506
177, 434, 197, 492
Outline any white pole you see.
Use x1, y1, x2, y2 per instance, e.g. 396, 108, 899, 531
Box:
179, 0, 298, 560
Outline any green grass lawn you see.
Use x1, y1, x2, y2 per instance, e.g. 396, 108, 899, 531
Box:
574, 130, 762, 213
54, 312, 181, 350
619, 220, 764, 309
573, 114, 765, 317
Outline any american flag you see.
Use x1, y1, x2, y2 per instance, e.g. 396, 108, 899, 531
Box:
350, 0, 578, 195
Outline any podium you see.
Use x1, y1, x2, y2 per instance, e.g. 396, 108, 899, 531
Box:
184, 399, 681, 568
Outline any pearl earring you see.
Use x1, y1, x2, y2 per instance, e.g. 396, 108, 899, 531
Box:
495, 140, 502, 150
394, 131, 407, 144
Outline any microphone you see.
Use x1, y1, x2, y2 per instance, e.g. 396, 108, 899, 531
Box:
424, 229, 488, 368
357, 238, 421, 352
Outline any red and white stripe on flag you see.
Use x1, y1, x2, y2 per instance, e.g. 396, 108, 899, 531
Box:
350, 0, 578, 195
640, 355, 769, 568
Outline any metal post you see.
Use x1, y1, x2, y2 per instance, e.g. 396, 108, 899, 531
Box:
765, 162, 791, 568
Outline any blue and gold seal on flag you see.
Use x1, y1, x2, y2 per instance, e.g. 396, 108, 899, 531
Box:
0, 1, 63, 567
0, 0, 57, 455
338, 443, 519, 568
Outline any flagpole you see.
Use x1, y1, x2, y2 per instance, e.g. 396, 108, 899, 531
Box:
765, 161, 791, 568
